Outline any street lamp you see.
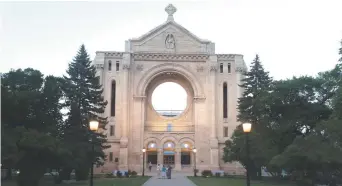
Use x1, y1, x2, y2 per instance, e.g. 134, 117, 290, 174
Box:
242, 123, 252, 186
142, 148, 146, 176
89, 120, 99, 186
192, 147, 197, 177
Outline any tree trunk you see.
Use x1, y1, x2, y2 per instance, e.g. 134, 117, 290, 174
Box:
59, 167, 72, 180
17, 166, 45, 186
5, 168, 12, 180
75, 166, 89, 181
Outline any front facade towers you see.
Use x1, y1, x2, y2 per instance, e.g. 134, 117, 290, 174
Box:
93, 4, 247, 174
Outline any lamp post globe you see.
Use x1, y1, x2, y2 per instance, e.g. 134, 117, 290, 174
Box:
89, 120, 99, 186
242, 123, 252, 133
89, 120, 99, 131
242, 122, 252, 186
192, 147, 197, 177
142, 148, 146, 176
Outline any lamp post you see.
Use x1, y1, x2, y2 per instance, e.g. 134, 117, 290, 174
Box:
192, 147, 197, 177
89, 120, 99, 186
142, 148, 146, 176
242, 123, 252, 186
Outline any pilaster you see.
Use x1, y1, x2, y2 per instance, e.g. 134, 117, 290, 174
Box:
175, 149, 181, 171
119, 53, 131, 170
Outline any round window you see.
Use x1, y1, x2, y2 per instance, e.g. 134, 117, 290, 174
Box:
151, 82, 187, 117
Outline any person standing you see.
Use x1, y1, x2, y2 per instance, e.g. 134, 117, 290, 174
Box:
148, 162, 152, 172
156, 164, 161, 178
167, 165, 172, 179
161, 165, 167, 179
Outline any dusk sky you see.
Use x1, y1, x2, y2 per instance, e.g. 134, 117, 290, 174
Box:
1, 0, 341, 111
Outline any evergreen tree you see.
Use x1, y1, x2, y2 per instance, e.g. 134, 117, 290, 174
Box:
223, 55, 273, 179
237, 54, 273, 125
62, 44, 109, 180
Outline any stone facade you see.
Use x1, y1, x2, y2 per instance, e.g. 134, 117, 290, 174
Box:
92, 4, 247, 174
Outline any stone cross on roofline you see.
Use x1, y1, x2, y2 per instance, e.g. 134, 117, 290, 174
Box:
165, 4, 177, 21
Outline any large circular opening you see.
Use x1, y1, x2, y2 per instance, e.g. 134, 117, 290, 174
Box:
151, 82, 188, 117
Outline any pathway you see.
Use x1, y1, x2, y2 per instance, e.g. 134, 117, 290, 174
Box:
142, 172, 197, 186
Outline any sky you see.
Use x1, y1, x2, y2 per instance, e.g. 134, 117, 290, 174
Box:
1, 0, 341, 110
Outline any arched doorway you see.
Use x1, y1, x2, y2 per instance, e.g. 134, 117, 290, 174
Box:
163, 141, 175, 165
180, 142, 192, 166
147, 142, 158, 165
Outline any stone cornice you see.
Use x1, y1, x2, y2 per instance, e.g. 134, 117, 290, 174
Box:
217, 54, 243, 61
96, 51, 124, 58
132, 53, 209, 62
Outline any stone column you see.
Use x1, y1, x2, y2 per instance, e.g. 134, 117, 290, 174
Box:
174, 149, 181, 171
158, 149, 163, 165
119, 53, 131, 170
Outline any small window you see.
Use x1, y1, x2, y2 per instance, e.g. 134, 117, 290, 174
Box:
167, 123, 172, 132
110, 125, 115, 136
224, 127, 228, 137
109, 152, 113, 162
220, 63, 223, 73
114, 158, 119, 163
228, 63, 231, 73
116, 61, 120, 71
108, 61, 112, 71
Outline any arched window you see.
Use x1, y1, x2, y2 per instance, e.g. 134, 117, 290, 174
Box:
111, 80, 116, 116
116, 61, 120, 71
108, 60, 112, 71
223, 82, 228, 118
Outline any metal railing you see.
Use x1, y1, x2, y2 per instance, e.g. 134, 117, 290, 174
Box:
144, 125, 195, 133
155, 110, 183, 117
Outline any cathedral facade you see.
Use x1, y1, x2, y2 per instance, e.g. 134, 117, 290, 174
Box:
93, 4, 247, 174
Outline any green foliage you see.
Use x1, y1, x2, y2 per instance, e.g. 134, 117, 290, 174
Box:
131, 171, 138, 176
61, 44, 110, 179
223, 41, 342, 184
116, 171, 123, 178
201, 170, 213, 177
1, 68, 66, 186
224, 55, 273, 178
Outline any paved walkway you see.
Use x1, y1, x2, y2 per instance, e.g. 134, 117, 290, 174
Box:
142, 172, 197, 186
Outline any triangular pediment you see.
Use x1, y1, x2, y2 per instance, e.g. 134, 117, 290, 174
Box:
126, 20, 215, 54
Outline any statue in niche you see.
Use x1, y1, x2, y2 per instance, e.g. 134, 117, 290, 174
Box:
165, 34, 175, 49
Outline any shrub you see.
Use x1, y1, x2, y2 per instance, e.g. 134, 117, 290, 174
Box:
194, 169, 199, 177
215, 172, 221, 177
105, 173, 115, 178
124, 171, 129, 178
201, 170, 213, 177
131, 171, 137, 176
116, 171, 122, 178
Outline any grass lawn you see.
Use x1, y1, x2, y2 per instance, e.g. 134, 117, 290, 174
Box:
1, 176, 151, 186
188, 176, 295, 186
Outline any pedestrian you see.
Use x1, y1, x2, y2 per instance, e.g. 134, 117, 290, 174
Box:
148, 162, 152, 172
167, 165, 172, 179
161, 165, 167, 179
156, 164, 161, 178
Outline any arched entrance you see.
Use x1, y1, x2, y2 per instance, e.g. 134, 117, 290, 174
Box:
180, 142, 192, 166
163, 141, 175, 165
146, 142, 158, 165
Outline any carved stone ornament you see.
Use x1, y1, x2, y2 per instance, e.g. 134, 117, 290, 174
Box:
136, 64, 143, 71
210, 65, 217, 72
132, 53, 208, 62
122, 64, 130, 70
193, 96, 206, 102
235, 67, 246, 73
165, 4, 177, 21
196, 65, 204, 72
95, 64, 104, 69
165, 34, 176, 49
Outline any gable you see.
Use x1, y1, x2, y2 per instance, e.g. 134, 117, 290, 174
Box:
126, 21, 215, 54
